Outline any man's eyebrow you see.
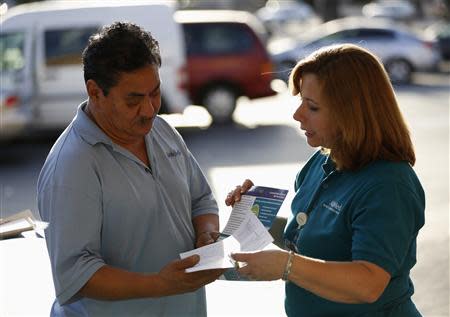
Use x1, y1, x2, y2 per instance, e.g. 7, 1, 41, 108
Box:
127, 82, 161, 97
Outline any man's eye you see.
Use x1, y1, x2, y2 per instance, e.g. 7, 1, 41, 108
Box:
126, 98, 141, 107
151, 89, 161, 98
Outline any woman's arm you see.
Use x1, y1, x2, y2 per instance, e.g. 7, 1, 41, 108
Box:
232, 250, 390, 304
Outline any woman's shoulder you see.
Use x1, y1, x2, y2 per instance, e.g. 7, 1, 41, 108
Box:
358, 160, 423, 195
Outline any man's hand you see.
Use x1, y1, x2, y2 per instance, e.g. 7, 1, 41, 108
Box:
195, 231, 220, 248
158, 255, 224, 296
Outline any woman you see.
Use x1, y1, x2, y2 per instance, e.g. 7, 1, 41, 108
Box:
227, 44, 424, 316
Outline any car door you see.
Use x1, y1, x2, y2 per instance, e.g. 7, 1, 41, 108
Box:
34, 24, 99, 128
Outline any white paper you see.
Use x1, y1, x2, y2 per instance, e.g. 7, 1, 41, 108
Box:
181, 212, 273, 272
221, 195, 256, 236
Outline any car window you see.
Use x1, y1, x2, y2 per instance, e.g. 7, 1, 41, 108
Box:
183, 23, 254, 56
354, 28, 395, 39
0, 32, 25, 71
308, 30, 357, 46
45, 27, 98, 66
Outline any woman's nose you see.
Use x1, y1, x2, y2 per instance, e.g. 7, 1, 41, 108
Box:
293, 103, 304, 122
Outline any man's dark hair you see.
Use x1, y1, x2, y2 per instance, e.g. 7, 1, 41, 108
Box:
82, 22, 161, 95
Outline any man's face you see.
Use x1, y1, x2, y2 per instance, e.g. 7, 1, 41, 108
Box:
97, 64, 161, 142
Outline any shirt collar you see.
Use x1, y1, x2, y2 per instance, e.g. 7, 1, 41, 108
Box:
72, 101, 114, 147
322, 154, 336, 175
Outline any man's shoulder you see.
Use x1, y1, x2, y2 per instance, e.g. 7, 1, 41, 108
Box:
151, 116, 185, 145
49, 125, 96, 164
153, 116, 178, 135
38, 125, 99, 190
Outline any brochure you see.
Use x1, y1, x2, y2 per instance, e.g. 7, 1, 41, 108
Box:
0, 210, 36, 240
180, 186, 288, 280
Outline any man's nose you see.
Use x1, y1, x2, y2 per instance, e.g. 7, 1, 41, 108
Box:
141, 96, 156, 117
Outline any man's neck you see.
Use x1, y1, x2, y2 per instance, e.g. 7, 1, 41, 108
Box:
84, 102, 146, 151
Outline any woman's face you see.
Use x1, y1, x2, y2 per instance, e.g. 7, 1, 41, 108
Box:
292, 73, 336, 149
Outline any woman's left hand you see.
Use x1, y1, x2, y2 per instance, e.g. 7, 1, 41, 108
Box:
231, 250, 289, 281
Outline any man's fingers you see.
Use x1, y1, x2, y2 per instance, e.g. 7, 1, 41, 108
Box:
176, 255, 200, 270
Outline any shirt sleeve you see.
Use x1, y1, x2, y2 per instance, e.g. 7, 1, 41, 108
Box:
39, 183, 105, 305
185, 148, 219, 217
350, 181, 424, 275
158, 118, 218, 217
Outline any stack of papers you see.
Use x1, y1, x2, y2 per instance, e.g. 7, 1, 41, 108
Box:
180, 186, 288, 275
0, 210, 36, 240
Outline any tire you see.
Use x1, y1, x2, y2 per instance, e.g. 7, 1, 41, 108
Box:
202, 86, 237, 124
385, 59, 413, 84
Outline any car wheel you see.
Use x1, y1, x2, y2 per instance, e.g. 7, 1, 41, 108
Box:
385, 59, 412, 84
202, 86, 237, 124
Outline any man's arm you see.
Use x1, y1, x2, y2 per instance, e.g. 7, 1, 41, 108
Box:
192, 213, 220, 248
79, 254, 222, 300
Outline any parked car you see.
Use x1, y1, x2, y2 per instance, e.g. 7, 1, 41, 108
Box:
0, 29, 28, 140
425, 21, 450, 60
270, 17, 441, 84
255, 0, 318, 36
175, 10, 276, 124
362, 0, 416, 21
0, 0, 188, 139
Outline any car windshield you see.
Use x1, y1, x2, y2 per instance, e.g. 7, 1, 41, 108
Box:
0, 32, 25, 72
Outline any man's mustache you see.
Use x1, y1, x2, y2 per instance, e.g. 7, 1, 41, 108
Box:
137, 114, 157, 125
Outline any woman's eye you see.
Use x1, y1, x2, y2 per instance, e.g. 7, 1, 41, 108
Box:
308, 103, 319, 112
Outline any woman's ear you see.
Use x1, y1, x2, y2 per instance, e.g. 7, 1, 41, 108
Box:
86, 79, 104, 103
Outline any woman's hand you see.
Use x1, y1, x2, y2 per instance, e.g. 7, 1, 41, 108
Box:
224, 179, 254, 207
231, 250, 289, 281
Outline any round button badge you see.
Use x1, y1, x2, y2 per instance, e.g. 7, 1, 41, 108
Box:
296, 212, 308, 228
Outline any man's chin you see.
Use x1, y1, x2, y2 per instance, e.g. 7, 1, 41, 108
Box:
134, 124, 153, 137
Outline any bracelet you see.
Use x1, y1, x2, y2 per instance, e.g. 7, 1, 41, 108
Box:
282, 251, 295, 281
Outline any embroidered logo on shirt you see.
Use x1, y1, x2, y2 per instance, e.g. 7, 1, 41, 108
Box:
323, 200, 342, 215
167, 149, 182, 158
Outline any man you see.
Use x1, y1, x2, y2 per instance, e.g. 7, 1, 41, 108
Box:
38, 22, 222, 316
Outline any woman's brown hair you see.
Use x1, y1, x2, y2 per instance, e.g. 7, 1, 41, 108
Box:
289, 44, 415, 170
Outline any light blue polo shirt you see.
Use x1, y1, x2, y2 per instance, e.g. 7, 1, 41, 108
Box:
284, 151, 425, 317
37, 102, 218, 317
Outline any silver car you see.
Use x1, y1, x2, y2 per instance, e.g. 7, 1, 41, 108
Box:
270, 17, 442, 84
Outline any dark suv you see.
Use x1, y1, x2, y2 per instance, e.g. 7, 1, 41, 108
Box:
175, 10, 276, 124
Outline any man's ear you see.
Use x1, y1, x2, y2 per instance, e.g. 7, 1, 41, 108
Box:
86, 79, 104, 102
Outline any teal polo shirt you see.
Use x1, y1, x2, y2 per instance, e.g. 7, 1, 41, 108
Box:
284, 151, 425, 317
38, 102, 218, 317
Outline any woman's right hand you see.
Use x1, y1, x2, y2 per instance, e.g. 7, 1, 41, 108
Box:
224, 179, 254, 207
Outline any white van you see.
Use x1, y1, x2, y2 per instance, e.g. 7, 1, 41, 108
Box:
0, 0, 189, 139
